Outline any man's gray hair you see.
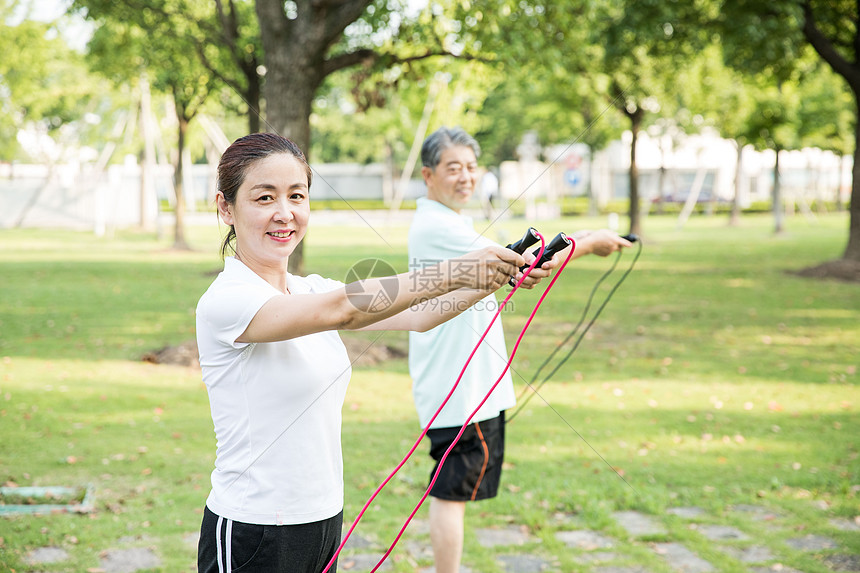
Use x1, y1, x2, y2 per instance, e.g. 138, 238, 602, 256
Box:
421, 126, 481, 169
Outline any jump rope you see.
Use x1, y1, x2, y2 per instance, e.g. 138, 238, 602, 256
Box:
323, 227, 641, 572
507, 233, 643, 423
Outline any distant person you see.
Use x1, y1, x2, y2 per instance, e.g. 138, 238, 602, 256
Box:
480, 166, 500, 219
195, 132, 549, 572
409, 126, 632, 573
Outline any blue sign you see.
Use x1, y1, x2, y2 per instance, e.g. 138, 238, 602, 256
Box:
565, 169, 581, 187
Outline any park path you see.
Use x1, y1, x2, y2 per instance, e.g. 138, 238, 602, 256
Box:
22, 502, 860, 572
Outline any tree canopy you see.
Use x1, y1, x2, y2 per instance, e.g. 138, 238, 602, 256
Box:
5, 0, 858, 270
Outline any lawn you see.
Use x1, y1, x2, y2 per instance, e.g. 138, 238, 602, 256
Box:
0, 211, 857, 572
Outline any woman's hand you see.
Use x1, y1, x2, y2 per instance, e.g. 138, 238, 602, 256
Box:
514, 249, 552, 289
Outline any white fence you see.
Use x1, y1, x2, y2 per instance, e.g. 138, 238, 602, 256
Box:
0, 161, 426, 233
1, 132, 851, 233
508, 132, 850, 213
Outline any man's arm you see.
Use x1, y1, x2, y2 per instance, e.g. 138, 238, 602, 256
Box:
541, 229, 633, 269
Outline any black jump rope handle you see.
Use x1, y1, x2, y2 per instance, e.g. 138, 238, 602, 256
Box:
505, 230, 635, 287
507, 231, 572, 287
505, 227, 540, 255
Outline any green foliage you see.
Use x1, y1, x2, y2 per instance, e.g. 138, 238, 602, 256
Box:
717, 1, 806, 82
804, 0, 858, 59
714, 1, 858, 152
472, 59, 625, 165
718, 0, 858, 83
311, 57, 495, 165
457, 0, 594, 69
672, 44, 755, 143
453, 1, 624, 161
0, 1, 119, 161
795, 59, 855, 155
74, 0, 260, 142
80, 1, 214, 123
598, 0, 711, 114
717, 47, 851, 156
315, 0, 629, 164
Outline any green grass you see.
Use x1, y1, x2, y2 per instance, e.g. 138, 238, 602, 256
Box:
0, 212, 857, 572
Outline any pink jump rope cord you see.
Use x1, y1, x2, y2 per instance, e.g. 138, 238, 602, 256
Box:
368, 238, 576, 572
322, 235, 557, 573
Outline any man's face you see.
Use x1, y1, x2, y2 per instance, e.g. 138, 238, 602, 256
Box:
422, 145, 479, 213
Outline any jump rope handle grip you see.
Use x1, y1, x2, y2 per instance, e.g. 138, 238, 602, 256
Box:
508, 231, 571, 287
505, 227, 540, 254
532, 232, 572, 267
620, 233, 639, 243
506, 227, 540, 287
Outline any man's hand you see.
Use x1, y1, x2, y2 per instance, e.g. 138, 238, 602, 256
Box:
515, 250, 552, 289
539, 229, 633, 270
578, 229, 633, 257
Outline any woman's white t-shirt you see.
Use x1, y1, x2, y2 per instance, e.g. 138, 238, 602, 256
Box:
196, 257, 352, 525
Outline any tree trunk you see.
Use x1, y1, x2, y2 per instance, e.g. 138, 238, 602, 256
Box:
264, 64, 317, 152
173, 114, 191, 250
257, 3, 328, 276
799, 2, 860, 262
587, 145, 598, 217
248, 75, 262, 134
773, 146, 784, 235
836, 154, 848, 211
139, 75, 157, 230
628, 109, 643, 237
729, 140, 742, 227
263, 59, 319, 275
843, 99, 860, 261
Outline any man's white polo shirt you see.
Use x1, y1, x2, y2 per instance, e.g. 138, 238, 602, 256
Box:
408, 198, 516, 429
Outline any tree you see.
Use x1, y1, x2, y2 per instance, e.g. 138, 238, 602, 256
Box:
199, 0, 263, 133
470, 47, 622, 165
741, 75, 805, 234
0, 0, 123, 230
310, 57, 492, 167
78, 2, 216, 249
0, 1, 106, 162
672, 44, 757, 225
596, 0, 710, 237
74, 0, 263, 135
255, 0, 469, 273
719, 0, 860, 268
794, 33, 855, 214
455, 1, 619, 174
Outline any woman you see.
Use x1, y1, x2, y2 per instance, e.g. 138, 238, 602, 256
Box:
196, 132, 545, 572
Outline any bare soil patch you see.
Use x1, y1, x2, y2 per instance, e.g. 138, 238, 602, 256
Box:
142, 340, 200, 368
141, 337, 406, 368
789, 259, 860, 283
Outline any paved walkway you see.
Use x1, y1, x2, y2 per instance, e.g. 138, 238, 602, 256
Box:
23, 503, 860, 572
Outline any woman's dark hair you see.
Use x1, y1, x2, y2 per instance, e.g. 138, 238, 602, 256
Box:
217, 132, 312, 258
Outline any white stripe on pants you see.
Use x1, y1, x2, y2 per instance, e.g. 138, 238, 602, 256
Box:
215, 516, 233, 572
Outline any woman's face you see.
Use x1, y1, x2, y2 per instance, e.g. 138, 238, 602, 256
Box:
217, 152, 310, 269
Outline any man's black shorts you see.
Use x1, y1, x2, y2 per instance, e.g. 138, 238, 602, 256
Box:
426, 412, 505, 501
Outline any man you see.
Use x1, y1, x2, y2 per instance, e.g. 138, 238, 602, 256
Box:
408, 126, 631, 573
